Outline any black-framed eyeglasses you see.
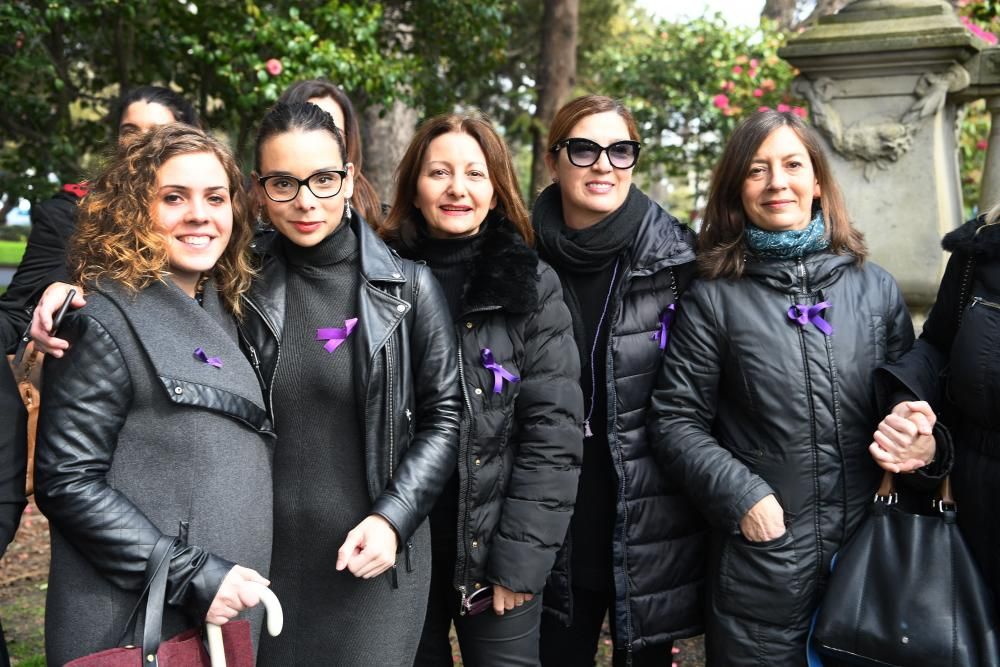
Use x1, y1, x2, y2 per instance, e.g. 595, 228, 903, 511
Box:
258, 170, 347, 202
551, 138, 641, 169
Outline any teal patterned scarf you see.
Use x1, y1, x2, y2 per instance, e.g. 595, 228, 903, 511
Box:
745, 211, 830, 259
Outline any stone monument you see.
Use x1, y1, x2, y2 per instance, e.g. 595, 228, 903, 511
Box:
780, 0, 981, 306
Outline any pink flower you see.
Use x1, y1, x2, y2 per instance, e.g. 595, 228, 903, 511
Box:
265, 58, 283, 76
748, 68, 758, 79
721, 80, 735, 92
713, 94, 730, 109
758, 106, 772, 112
760, 78, 776, 92
732, 65, 743, 75
977, 138, 989, 150
750, 58, 759, 69
753, 88, 764, 98
777, 103, 792, 113
961, 16, 999, 44
792, 106, 808, 118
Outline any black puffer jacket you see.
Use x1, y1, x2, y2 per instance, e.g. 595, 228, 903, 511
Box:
430, 221, 584, 599
649, 251, 913, 663
542, 199, 707, 651
240, 217, 461, 544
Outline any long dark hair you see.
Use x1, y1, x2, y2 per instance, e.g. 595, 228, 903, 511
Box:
698, 110, 865, 279
278, 79, 382, 227
382, 111, 532, 247
113, 86, 201, 136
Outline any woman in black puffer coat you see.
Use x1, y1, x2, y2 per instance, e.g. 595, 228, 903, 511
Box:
382, 112, 583, 667
648, 110, 949, 665
534, 95, 705, 667
874, 208, 1000, 611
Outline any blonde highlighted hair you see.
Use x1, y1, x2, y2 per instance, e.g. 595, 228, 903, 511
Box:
70, 124, 255, 316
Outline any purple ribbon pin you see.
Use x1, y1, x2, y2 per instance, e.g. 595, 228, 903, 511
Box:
481, 348, 520, 394
787, 301, 833, 336
316, 317, 359, 353
652, 303, 677, 350
193, 347, 223, 368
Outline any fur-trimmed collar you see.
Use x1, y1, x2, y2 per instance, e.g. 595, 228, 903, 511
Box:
943, 216, 1000, 259
461, 218, 540, 315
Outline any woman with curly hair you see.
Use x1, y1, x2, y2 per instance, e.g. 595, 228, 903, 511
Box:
34, 124, 275, 665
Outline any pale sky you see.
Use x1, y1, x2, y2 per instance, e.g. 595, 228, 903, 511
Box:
640, 0, 766, 26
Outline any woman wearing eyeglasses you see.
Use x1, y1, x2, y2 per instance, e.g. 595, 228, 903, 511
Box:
533, 95, 706, 667
242, 102, 461, 666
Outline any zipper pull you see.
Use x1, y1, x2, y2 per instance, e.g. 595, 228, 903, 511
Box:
405, 540, 414, 573
583, 420, 593, 438
459, 586, 470, 616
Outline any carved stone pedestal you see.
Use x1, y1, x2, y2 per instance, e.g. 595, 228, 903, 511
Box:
780, 0, 980, 306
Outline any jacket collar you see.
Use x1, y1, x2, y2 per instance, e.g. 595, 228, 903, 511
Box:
943, 215, 1000, 259
462, 219, 539, 315
627, 198, 697, 276
742, 250, 857, 294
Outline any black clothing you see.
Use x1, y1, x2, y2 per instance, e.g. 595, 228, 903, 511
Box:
414, 225, 485, 317
257, 222, 383, 663
0, 189, 80, 353
399, 218, 583, 665
877, 215, 1000, 604
538, 586, 673, 667
650, 250, 922, 664
0, 361, 26, 558
241, 215, 462, 546
534, 184, 705, 654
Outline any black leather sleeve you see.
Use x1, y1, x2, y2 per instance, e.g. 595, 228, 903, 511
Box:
487, 265, 583, 594
371, 264, 461, 542
0, 362, 26, 556
34, 312, 233, 619
0, 194, 77, 354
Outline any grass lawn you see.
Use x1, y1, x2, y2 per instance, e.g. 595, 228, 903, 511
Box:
0, 241, 27, 266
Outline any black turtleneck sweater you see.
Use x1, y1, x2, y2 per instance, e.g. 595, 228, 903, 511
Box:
259, 220, 371, 663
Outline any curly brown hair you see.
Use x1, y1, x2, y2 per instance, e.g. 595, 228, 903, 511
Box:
70, 124, 255, 316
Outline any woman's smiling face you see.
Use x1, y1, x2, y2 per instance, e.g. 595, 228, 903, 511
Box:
414, 131, 496, 239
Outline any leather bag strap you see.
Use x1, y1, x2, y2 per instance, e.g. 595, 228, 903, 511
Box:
115, 535, 176, 663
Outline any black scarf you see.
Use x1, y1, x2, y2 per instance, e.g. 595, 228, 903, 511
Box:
533, 183, 647, 272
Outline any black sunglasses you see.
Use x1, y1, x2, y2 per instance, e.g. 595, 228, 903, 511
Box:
551, 138, 641, 169
258, 170, 347, 203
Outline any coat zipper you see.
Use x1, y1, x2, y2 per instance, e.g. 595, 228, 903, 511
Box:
971, 296, 1000, 311
454, 336, 476, 601
242, 296, 282, 421
583, 258, 620, 438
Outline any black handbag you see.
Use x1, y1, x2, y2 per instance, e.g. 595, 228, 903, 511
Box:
812, 473, 1000, 666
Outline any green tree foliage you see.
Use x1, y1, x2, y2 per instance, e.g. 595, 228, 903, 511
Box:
0, 0, 507, 205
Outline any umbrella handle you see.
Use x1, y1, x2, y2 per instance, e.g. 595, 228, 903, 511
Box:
206, 583, 283, 667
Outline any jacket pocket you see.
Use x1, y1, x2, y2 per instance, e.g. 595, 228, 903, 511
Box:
716, 528, 801, 626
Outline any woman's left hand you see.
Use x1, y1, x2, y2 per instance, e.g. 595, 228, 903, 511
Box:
493, 585, 534, 616
335, 514, 398, 579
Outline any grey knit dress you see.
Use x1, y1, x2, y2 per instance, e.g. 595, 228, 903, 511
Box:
257, 223, 431, 666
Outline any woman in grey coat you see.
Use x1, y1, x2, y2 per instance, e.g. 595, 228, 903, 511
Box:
34, 125, 275, 665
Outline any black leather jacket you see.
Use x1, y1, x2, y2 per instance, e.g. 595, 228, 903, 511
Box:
240, 217, 461, 544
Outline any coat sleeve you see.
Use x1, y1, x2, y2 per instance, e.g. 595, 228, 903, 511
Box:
0, 195, 77, 354
34, 312, 234, 621
648, 282, 774, 531
371, 264, 461, 542
0, 362, 26, 556
486, 267, 583, 594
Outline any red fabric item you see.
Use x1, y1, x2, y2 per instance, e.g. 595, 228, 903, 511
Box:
61, 182, 89, 198
64, 621, 254, 667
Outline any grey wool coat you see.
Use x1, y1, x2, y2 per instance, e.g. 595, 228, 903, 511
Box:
35, 280, 274, 666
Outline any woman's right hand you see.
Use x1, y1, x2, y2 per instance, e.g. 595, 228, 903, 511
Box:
205, 565, 270, 625
739, 494, 785, 542
29, 282, 85, 357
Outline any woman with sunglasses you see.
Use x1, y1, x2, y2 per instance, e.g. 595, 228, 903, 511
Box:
647, 110, 947, 664
533, 95, 705, 667
243, 102, 460, 666
381, 111, 583, 667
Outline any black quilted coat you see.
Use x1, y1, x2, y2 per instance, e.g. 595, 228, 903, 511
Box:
649, 251, 914, 664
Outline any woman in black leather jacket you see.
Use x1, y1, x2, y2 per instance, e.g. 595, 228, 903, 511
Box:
874, 207, 1000, 610
242, 102, 460, 666
648, 110, 947, 665
382, 111, 583, 667
34, 125, 273, 665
